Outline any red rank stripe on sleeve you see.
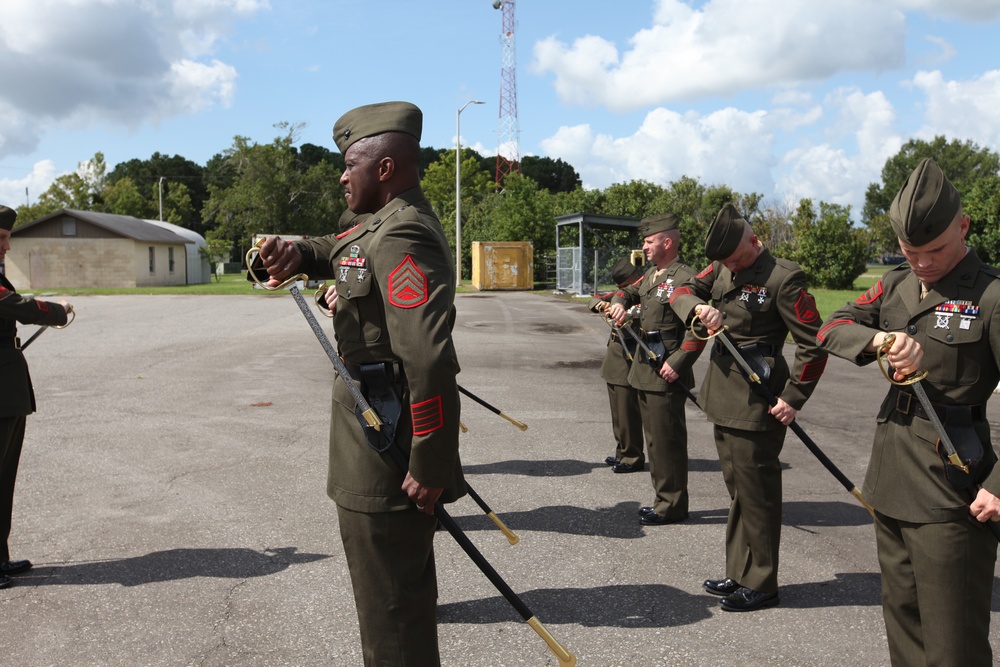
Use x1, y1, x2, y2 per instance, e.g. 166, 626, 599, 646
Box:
794, 289, 819, 324
681, 340, 706, 352
388, 255, 428, 308
817, 319, 853, 342
668, 286, 691, 303
855, 280, 883, 305
37, 301, 50, 313
696, 264, 714, 279
411, 395, 444, 435
799, 356, 828, 382
0, 285, 8, 300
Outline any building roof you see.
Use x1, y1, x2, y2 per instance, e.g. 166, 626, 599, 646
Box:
13, 209, 193, 244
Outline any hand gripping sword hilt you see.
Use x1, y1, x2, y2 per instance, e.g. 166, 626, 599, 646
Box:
245, 238, 310, 292
876, 333, 929, 386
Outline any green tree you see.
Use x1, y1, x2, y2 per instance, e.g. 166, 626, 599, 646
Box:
520, 155, 581, 194
108, 153, 208, 227
103, 177, 151, 217
420, 148, 492, 250
465, 173, 555, 280
793, 201, 868, 289
201, 123, 345, 252
965, 175, 1000, 265
866, 212, 897, 262
863, 136, 1000, 223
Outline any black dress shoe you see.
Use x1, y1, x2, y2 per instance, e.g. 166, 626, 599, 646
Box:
0, 560, 31, 576
703, 577, 740, 596
612, 462, 644, 473
604, 456, 620, 466
721, 587, 779, 612
639, 512, 687, 526
0, 574, 10, 589
638, 506, 655, 516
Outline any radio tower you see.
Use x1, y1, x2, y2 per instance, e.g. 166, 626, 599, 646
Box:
493, 0, 520, 184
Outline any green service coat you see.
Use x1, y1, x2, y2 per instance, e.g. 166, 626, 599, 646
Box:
818, 249, 1000, 520
0, 273, 69, 417
669, 249, 828, 428
294, 187, 466, 513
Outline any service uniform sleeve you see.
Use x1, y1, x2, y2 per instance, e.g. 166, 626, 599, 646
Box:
668, 262, 717, 322
374, 216, 461, 490
0, 284, 68, 327
774, 267, 827, 410
817, 279, 887, 366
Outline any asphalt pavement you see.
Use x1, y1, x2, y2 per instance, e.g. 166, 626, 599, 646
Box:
3, 291, 1000, 666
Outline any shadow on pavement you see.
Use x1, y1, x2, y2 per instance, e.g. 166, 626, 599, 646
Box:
439, 583, 716, 628
15, 546, 330, 587
463, 457, 722, 477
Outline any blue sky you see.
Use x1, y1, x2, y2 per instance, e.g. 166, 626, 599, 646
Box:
1, 0, 999, 220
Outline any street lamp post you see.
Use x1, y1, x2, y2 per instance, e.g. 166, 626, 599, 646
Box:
456, 99, 484, 284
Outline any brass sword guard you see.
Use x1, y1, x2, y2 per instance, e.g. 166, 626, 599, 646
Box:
689, 307, 727, 341
876, 333, 929, 386
313, 284, 333, 318
245, 238, 309, 292
52, 305, 76, 329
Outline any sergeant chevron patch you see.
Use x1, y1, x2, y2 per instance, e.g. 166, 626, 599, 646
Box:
388, 255, 428, 308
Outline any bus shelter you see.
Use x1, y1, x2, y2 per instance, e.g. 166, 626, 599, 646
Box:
555, 212, 641, 294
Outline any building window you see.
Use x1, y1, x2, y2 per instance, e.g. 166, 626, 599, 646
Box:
168, 247, 175, 273
149, 247, 155, 273
62, 219, 77, 236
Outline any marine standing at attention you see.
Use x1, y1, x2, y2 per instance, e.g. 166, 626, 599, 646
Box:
256, 101, 465, 667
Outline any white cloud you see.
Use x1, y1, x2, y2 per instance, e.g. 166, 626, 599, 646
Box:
895, 0, 1000, 21
532, 0, 906, 111
777, 89, 901, 212
0, 160, 59, 210
911, 69, 1000, 148
0, 0, 267, 159
541, 106, 777, 195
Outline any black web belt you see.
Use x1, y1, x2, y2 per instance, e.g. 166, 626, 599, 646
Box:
887, 385, 984, 423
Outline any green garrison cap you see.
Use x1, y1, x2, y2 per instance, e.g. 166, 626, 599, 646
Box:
705, 203, 746, 260
332, 101, 422, 154
0, 205, 16, 231
636, 213, 679, 238
889, 157, 961, 246
611, 256, 643, 286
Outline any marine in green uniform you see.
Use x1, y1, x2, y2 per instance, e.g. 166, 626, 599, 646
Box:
608, 214, 705, 524
588, 257, 646, 473
818, 158, 1000, 667
0, 205, 71, 590
668, 204, 828, 611
257, 102, 465, 667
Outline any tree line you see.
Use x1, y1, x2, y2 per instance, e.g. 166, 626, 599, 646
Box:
14, 125, 1000, 290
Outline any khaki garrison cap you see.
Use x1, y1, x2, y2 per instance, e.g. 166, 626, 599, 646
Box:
0, 205, 16, 231
611, 256, 643, 286
705, 203, 746, 260
636, 213, 680, 238
889, 157, 962, 246
332, 101, 422, 154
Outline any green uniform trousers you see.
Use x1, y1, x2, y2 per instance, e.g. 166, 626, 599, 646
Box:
607, 382, 644, 467
714, 424, 785, 594
337, 505, 441, 667
875, 511, 996, 667
638, 388, 687, 519
0, 415, 26, 563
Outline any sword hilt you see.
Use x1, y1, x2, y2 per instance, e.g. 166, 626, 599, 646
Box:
246, 238, 309, 291
877, 333, 929, 386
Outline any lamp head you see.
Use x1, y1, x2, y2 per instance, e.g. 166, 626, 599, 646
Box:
493, 0, 503, 9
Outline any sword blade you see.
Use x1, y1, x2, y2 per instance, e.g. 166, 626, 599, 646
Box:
910, 380, 967, 472
288, 284, 381, 430
19, 326, 48, 350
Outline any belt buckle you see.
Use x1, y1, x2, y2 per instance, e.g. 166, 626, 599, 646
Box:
895, 391, 913, 415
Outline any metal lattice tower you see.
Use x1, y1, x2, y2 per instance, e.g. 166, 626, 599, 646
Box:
495, 0, 520, 184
